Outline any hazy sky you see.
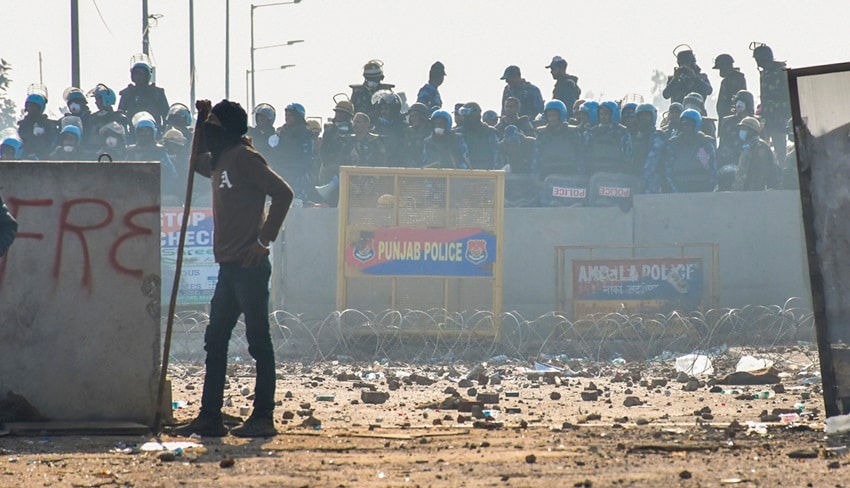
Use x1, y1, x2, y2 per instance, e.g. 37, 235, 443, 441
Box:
3, 0, 850, 125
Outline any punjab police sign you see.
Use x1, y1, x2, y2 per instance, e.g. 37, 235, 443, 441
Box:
344, 227, 496, 277
572, 257, 704, 316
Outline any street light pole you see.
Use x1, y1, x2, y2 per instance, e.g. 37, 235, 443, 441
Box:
250, 0, 303, 111
247, 65, 296, 109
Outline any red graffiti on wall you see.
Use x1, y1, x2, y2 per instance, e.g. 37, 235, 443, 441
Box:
0, 197, 158, 292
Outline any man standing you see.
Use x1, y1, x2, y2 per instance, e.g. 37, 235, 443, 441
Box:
546, 56, 581, 120
0, 193, 17, 257
176, 99, 293, 438
752, 42, 791, 164
500, 65, 544, 120
733, 117, 777, 191
118, 55, 170, 130
416, 62, 446, 114
662, 46, 712, 105
712, 54, 747, 119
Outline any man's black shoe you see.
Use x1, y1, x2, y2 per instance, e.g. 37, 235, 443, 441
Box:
231, 415, 278, 438
173, 414, 228, 437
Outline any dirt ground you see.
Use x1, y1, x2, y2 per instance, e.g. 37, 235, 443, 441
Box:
1, 351, 848, 487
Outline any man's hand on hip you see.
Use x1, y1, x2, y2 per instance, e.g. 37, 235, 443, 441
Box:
240, 240, 270, 267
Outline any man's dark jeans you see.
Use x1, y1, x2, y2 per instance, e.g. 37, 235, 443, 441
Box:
200, 257, 275, 418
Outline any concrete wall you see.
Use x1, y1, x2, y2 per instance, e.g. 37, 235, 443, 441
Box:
0, 162, 161, 425
278, 190, 811, 319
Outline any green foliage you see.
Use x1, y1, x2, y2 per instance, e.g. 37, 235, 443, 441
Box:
0, 59, 17, 130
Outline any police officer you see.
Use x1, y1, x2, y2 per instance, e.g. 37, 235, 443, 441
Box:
95, 122, 127, 161
319, 99, 354, 181
495, 97, 535, 138
275, 103, 314, 202
497, 125, 535, 174
500, 65, 544, 120
660, 102, 684, 137
632, 104, 668, 192
49, 121, 91, 161
546, 56, 581, 120
118, 54, 170, 130
422, 111, 470, 169
752, 42, 791, 165
663, 45, 713, 105
732, 116, 777, 191
532, 100, 583, 180
717, 90, 755, 167
584, 101, 632, 175
349, 59, 395, 123
247, 103, 279, 163
88, 84, 130, 147
456, 102, 498, 169
712, 54, 747, 119
343, 112, 386, 167
61, 87, 96, 150
403, 102, 431, 167
416, 61, 446, 114
165, 103, 194, 143
126, 111, 179, 201
17, 85, 58, 160
664, 109, 717, 193
372, 93, 406, 166
683, 92, 716, 139
0, 129, 23, 160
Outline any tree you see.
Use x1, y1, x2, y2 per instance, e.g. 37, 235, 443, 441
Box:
650, 69, 668, 110
0, 60, 18, 130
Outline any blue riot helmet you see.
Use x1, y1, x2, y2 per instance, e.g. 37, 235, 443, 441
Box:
132, 111, 158, 137
88, 83, 116, 108
0, 128, 23, 159
167, 103, 193, 128
679, 109, 703, 132
253, 103, 276, 126
25, 83, 48, 114
543, 99, 568, 122
635, 103, 658, 126
599, 101, 621, 125
579, 101, 599, 126
431, 110, 452, 133
284, 102, 306, 120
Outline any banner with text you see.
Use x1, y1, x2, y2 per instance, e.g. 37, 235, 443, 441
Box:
572, 257, 704, 316
161, 207, 217, 304
345, 227, 496, 277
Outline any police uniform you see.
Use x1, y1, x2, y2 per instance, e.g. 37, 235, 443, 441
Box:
457, 122, 498, 169
664, 131, 717, 192
422, 132, 470, 169
584, 123, 633, 175
349, 82, 395, 124
117, 83, 170, 129
343, 132, 386, 167
663, 67, 713, 105
532, 122, 583, 179
553, 74, 581, 119
733, 137, 777, 191
501, 80, 545, 120
716, 69, 747, 119
758, 60, 791, 161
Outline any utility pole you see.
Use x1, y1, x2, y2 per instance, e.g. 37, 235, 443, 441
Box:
142, 0, 149, 55
225, 0, 230, 99
189, 0, 196, 110
71, 0, 80, 88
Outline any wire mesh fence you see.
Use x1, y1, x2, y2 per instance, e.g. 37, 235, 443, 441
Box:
163, 298, 816, 370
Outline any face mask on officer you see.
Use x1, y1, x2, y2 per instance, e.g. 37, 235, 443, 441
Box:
68, 102, 83, 115
433, 117, 449, 136
61, 133, 77, 151
735, 100, 747, 114
365, 80, 379, 89
105, 136, 119, 148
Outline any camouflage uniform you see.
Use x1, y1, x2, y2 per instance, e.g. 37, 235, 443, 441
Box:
662, 66, 712, 105
343, 132, 386, 167
422, 132, 470, 169
319, 119, 352, 182
633, 128, 668, 192
349, 82, 395, 123
552, 74, 581, 119
716, 69, 747, 119
583, 123, 633, 175
402, 123, 431, 167
275, 122, 315, 200
457, 121, 498, 169
532, 122, 583, 179
501, 80, 545, 120
17, 114, 59, 160
495, 115, 536, 138
732, 137, 777, 191
496, 133, 536, 174
416, 82, 442, 114
664, 131, 717, 192
758, 60, 791, 162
